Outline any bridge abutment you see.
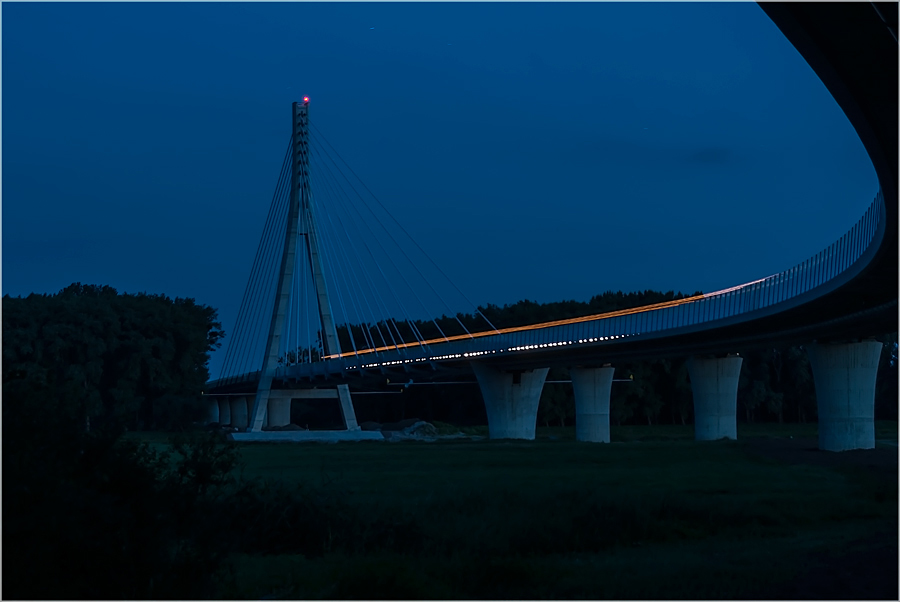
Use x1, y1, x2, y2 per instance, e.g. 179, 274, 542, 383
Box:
807, 341, 882, 451
570, 366, 614, 443
688, 356, 742, 440
472, 364, 548, 440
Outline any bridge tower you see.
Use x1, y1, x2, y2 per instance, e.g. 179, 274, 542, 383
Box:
246, 99, 359, 432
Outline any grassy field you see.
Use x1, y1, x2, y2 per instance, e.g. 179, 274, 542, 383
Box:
233, 430, 891, 501
133, 423, 898, 599
225, 521, 894, 600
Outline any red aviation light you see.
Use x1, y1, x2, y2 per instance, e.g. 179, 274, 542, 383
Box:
303, 96, 309, 103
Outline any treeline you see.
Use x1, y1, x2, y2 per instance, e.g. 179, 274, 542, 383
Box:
3, 283, 224, 432
477, 289, 701, 331
3, 283, 230, 598
319, 289, 699, 356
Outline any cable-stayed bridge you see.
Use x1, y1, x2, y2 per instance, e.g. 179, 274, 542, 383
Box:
206, 5, 896, 451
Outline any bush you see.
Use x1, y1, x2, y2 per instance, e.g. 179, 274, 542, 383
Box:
431, 420, 461, 435
3, 427, 239, 599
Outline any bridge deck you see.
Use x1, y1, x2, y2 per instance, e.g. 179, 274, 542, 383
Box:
207, 190, 893, 394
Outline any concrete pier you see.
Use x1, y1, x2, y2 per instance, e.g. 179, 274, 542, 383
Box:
267, 397, 291, 429
217, 398, 232, 426
570, 366, 614, 442
687, 356, 743, 440
807, 341, 882, 451
230, 396, 250, 430
206, 397, 220, 424
472, 364, 549, 440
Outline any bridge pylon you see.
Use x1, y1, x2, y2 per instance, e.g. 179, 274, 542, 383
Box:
246, 99, 359, 433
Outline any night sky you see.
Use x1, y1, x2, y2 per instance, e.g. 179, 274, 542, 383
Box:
3, 2, 877, 374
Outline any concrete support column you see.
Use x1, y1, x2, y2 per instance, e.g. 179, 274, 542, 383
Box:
688, 356, 742, 441
337, 384, 360, 430
230, 396, 250, 430
807, 341, 882, 451
472, 363, 549, 440
206, 397, 220, 424
267, 397, 291, 429
217, 398, 232, 426
570, 366, 614, 442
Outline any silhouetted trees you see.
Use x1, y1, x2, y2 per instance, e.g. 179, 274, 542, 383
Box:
3, 283, 224, 432
322, 289, 702, 356
3, 284, 232, 599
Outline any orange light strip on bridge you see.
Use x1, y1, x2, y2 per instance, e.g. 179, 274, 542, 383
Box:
324, 293, 707, 360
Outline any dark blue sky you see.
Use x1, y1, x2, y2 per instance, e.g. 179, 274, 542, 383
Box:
3, 2, 877, 371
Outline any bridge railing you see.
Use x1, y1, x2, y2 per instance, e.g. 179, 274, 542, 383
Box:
519, 190, 885, 343
336, 190, 884, 368
226, 189, 884, 384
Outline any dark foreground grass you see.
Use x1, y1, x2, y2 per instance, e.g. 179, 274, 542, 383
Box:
134, 424, 898, 598
232, 425, 897, 508
225, 520, 895, 599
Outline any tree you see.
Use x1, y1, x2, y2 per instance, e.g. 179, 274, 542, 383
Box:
629, 363, 664, 425
610, 365, 637, 426
3, 284, 234, 599
2, 284, 224, 432
782, 347, 815, 423
538, 370, 574, 427
875, 334, 898, 420
671, 359, 693, 425
738, 372, 761, 424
